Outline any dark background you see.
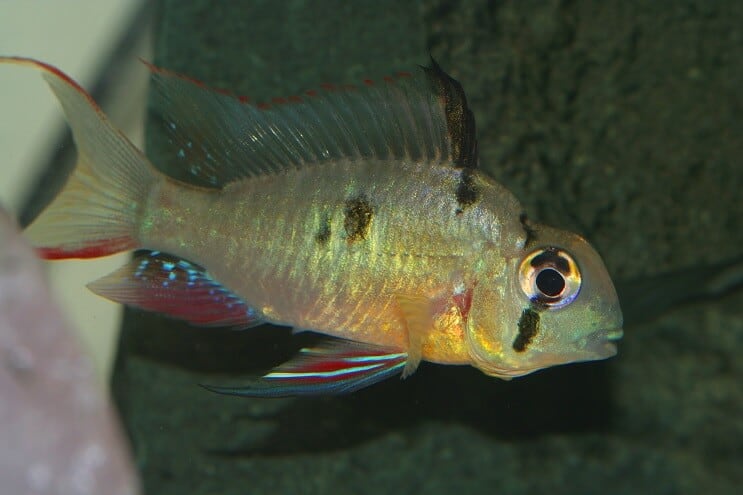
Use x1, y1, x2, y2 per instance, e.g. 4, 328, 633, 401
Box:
109, 1, 742, 493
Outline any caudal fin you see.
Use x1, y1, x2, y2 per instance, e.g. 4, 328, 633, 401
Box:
1, 57, 157, 259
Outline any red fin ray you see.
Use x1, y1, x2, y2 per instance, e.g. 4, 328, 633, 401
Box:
203, 340, 408, 397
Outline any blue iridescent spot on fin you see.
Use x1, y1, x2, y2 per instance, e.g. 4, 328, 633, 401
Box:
88, 250, 264, 329
203, 339, 408, 397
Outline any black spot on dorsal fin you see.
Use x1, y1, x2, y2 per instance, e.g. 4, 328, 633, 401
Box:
423, 57, 478, 170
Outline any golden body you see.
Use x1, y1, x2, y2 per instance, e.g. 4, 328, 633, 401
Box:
143, 160, 524, 364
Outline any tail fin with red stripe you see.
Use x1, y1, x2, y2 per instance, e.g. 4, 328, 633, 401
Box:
2, 57, 157, 259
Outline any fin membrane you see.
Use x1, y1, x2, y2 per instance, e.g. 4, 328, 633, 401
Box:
144, 59, 475, 187
0, 57, 155, 259
395, 294, 431, 378
204, 339, 407, 397
88, 251, 262, 328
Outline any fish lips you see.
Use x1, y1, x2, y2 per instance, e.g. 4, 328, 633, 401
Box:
580, 326, 624, 359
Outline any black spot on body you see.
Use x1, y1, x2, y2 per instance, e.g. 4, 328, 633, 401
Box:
423, 58, 478, 169
344, 196, 373, 242
513, 308, 540, 352
455, 168, 479, 210
315, 213, 331, 245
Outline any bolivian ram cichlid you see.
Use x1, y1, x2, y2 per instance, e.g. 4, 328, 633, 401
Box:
2, 56, 623, 396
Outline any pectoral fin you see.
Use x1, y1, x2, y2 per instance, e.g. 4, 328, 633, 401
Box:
203, 339, 407, 397
396, 294, 435, 378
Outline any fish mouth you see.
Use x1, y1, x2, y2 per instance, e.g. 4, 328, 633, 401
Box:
585, 326, 624, 343
582, 327, 624, 358
603, 328, 624, 341
475, 327, 625, 379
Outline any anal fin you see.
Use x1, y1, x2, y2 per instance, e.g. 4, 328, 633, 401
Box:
203, 339, 407, 397
88, 251, 263, 328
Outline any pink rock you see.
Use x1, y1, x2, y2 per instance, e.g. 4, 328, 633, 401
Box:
0, 207, 141, 495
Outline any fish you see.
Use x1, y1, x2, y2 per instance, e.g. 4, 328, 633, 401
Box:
1, 56, 623, 397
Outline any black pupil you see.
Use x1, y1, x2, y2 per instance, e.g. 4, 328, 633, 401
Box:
536, 268, 565, 297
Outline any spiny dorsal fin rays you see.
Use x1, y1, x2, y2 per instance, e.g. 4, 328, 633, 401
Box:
145, 59, 478, 188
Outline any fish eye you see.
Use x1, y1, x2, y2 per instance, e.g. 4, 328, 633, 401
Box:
519, 247, 581, 309
535, 268, 565, 297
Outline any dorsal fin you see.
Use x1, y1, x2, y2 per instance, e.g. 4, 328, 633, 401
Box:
145, 59, 478, 187
422, 57, 478, 169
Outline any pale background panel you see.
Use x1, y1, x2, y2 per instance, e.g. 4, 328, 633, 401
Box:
0, 0, 150, 383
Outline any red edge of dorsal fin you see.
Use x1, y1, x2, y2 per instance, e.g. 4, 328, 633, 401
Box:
139, 58, 252, 104
142, 57, 415, 112
248, 71, 411, 109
